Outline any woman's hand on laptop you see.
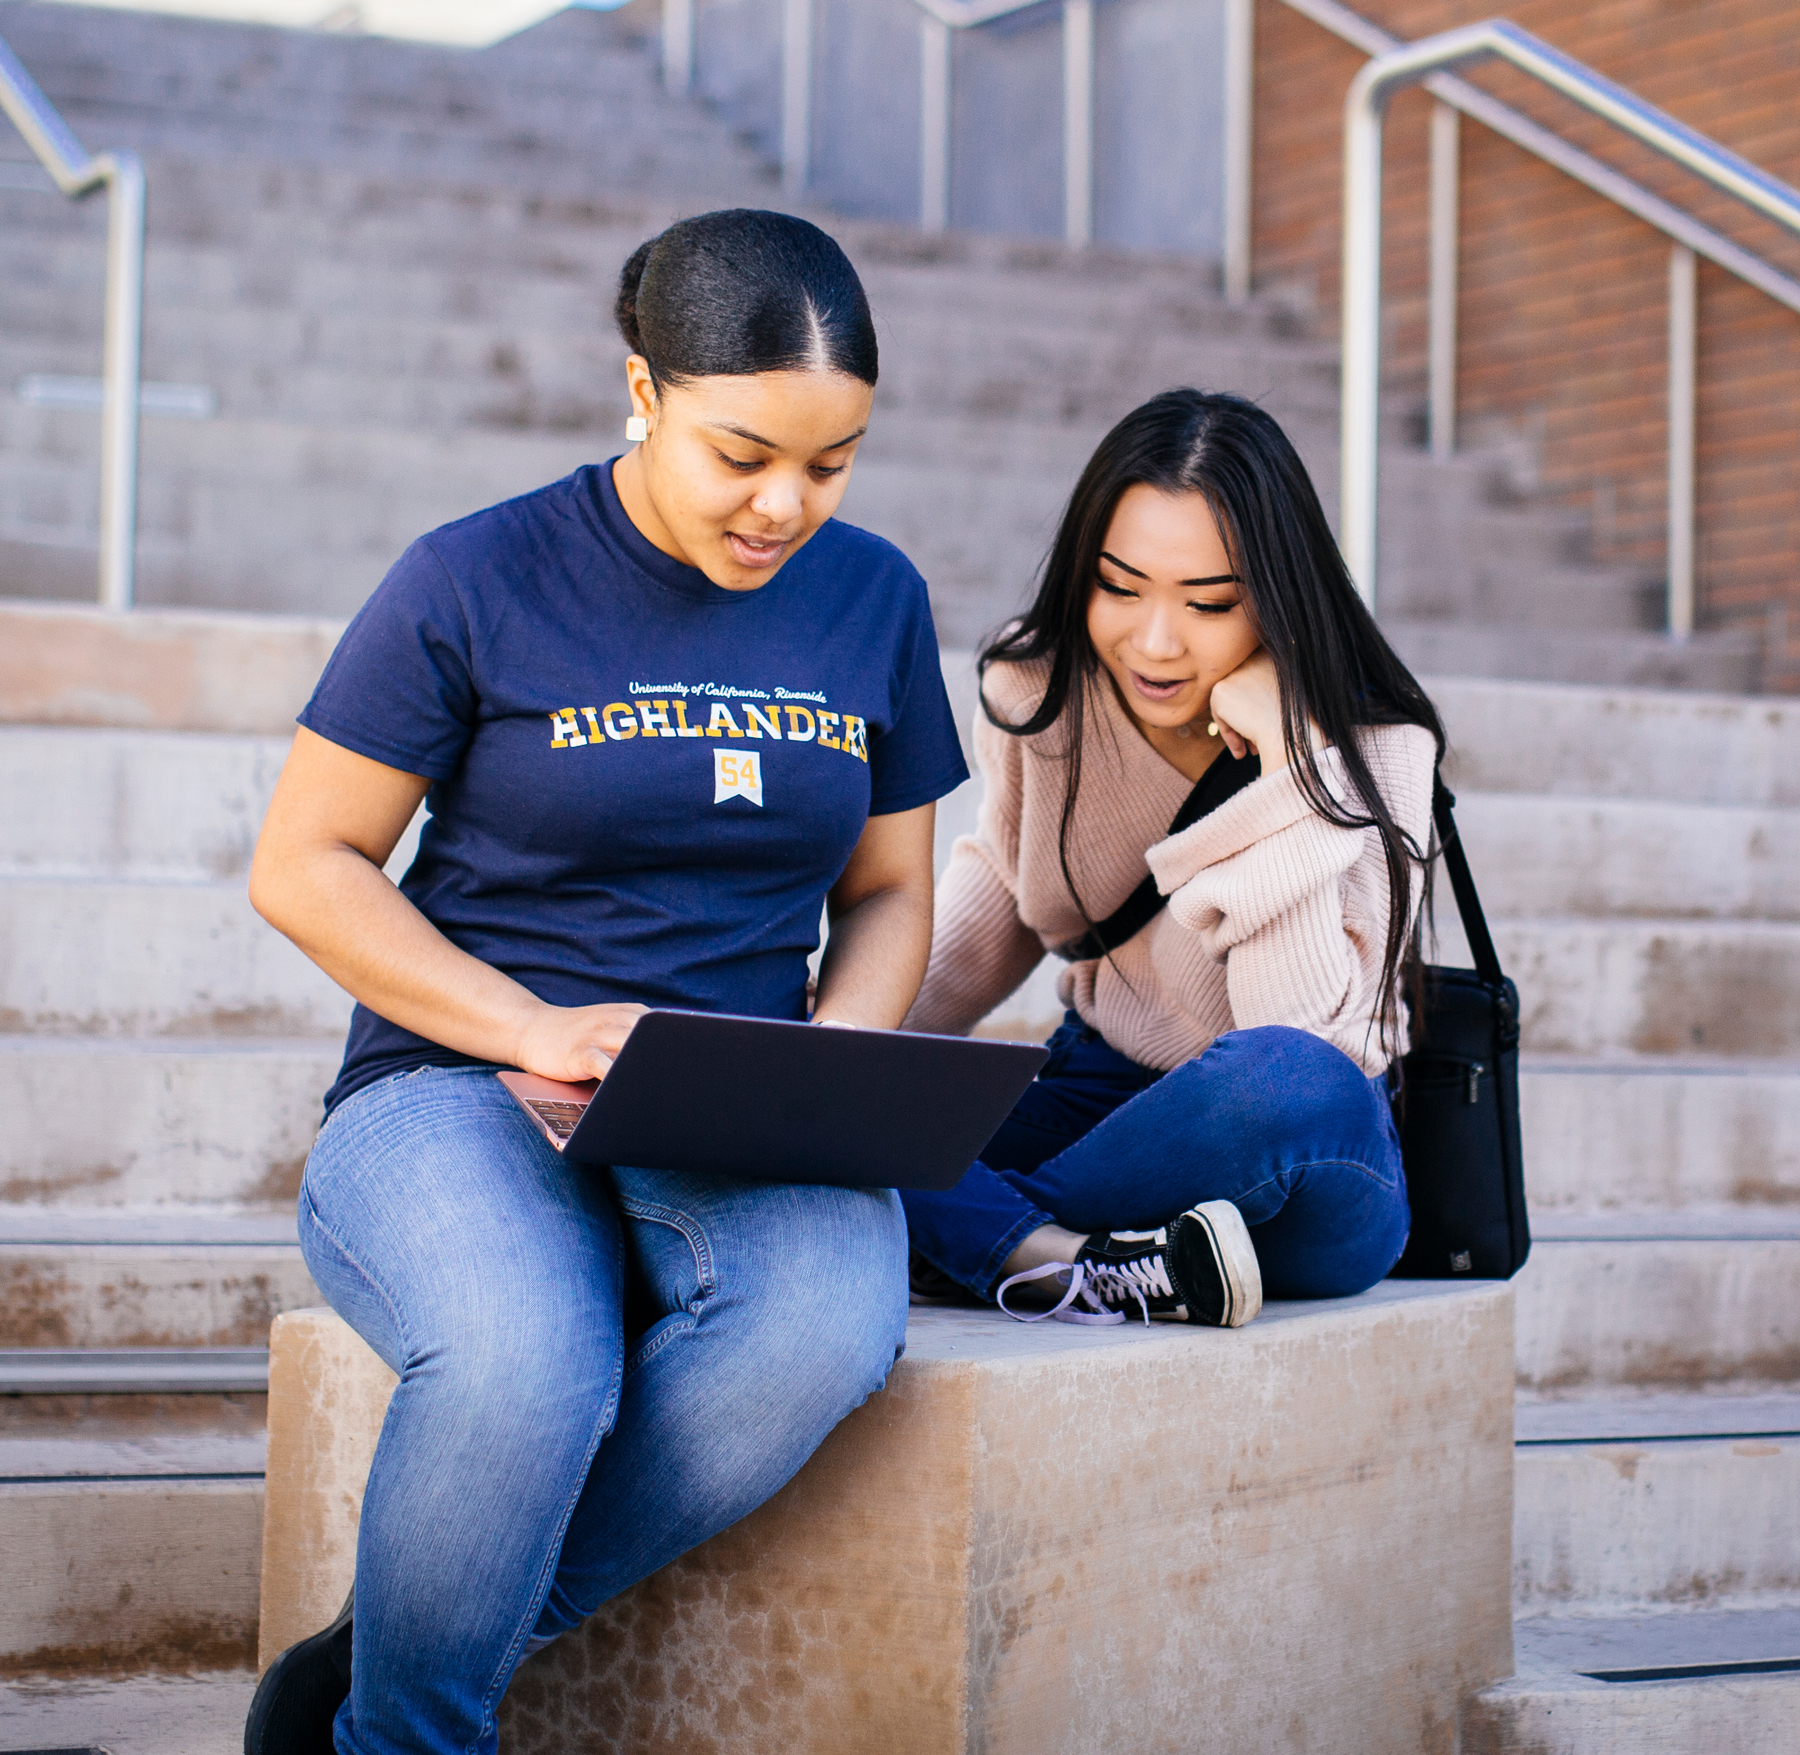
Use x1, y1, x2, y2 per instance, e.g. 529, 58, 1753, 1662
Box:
514, 1001, 648, 1084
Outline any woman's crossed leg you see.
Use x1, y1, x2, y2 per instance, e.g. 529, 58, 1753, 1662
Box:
300, 1065, 907, 1755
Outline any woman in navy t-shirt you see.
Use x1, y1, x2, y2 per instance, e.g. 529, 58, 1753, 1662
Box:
245, 211, 968, 1755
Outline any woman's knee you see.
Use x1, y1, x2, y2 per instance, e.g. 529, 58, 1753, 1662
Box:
1195, 1027, 1391, 1155
784, 1185, 909, 1372
714, 1185, 908, 1414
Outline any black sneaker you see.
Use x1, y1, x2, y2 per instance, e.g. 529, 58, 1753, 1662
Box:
244, 1587, 353, 1755
995, 1202, 1263, 1328
1075, 1202, 1262, 1327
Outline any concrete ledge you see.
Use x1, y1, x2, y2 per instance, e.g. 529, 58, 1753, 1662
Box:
0, 601, 343, 735
263, 1282, 1514, 1752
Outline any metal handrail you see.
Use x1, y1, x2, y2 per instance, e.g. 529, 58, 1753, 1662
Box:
663, 0, 1098, 246
1259, 2, 1800, 638
0, 31, 143, 611
1263, 0, 1800, 316
1340, 19, 1800, 633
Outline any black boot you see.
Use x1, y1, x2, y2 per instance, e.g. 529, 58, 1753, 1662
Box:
244, 1587, 353, 1755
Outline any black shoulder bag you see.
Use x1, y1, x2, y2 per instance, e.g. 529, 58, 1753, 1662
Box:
1389, 778, 1529, 1280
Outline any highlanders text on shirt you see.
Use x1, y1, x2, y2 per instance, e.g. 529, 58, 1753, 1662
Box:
547, 699, 870, 760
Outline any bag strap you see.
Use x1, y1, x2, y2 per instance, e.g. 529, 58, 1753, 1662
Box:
1433, 774, 1504, 986
1058, 749, 1260, 962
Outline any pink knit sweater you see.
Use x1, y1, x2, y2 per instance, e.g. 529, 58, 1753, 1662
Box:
905, 658, 1439, 1075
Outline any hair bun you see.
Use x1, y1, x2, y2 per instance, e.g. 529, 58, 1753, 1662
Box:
614, 235, 658, 357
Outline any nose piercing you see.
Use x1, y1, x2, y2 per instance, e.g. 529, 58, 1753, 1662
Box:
1207, 722, 1219, 738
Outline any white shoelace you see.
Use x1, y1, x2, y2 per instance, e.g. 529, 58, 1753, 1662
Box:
995, 1259, 1154, 1326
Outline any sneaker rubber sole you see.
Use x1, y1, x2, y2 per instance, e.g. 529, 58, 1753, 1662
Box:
1172, 1200, 1263, 1328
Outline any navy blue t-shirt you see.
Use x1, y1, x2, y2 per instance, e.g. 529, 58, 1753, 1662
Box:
300, 461, 968, 1113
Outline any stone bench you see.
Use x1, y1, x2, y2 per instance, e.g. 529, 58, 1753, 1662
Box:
260, 1282, 1514, 1752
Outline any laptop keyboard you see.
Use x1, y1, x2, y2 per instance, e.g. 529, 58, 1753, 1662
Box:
525, 1099, 586, 1143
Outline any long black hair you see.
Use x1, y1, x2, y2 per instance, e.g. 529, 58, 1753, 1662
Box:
981, 388, 1445, 1057
615, 209, 878, 389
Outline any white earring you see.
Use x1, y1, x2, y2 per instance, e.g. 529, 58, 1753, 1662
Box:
625, 415, 649, 443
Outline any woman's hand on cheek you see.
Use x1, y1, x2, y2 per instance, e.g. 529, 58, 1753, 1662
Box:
515, 1001, 649, 1084
1206, 650, 1288, 769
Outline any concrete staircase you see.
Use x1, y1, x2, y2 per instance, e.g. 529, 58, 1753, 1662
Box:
4, 612, 1797, 1749
0, 2, 1794, 1747
0, 0, 1764, 689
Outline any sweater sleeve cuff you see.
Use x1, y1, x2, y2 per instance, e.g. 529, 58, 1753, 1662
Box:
1146, 745, 1350, 894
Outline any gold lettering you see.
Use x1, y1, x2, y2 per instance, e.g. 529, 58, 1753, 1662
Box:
743, 704, 782, 740
707, 702, 744, 738
670, 699, 703, 737
637, 700, 673, 737
841, 715, 869, 762
784, 705, 816, 742
580, 708, 604, 743
816, 710, 840, 749
549, 708, 585, 748
602, 703, 637, 740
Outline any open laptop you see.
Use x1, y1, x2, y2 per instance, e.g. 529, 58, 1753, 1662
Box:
497, 1009, 1047, 1191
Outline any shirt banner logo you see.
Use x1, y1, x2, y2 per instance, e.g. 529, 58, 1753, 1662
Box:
714, 747, 764, 807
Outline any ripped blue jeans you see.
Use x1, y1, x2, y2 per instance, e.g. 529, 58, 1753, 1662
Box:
902, 1020, 1409, 1301
298, 1063, 908, 1755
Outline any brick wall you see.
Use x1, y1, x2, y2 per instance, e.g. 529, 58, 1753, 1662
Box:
1252, 0, 1800, 686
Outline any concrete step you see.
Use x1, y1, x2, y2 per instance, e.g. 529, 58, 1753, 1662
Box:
1522, 1057, 1800, 1216
1387, 618, 1764, 695
0, 1668, 259, 1746
1485, 918, 1800, 1058
0, 257, 1343, 430
1385, 565, 1657, 635
0, 1037, 335, 1208
0, 867, 351, 1036
1469, 1609, 1800, 1754
0, 3, 775, 205
0, 397, 592, 530
975, 913, 1800, 1058
1513, 1218, 1800, 1392
0, 600, 343, 734
5, 1037, 1787, 1217
1513, 1391, 1800, 1612
0, 172, 1301, 348
0, 876, 353, 1038
0, 726, 291, 880
0, 722, 423, 883
844, 459, 1631, 651
0, 1418, 263, 1674
1458, 793, 1800, 922
10, 869, 1793, 1058
0, 1209, 317, 1347
1433, 675, 1800, 808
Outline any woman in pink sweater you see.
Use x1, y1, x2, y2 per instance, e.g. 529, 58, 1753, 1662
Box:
903, 389, 1444, 1328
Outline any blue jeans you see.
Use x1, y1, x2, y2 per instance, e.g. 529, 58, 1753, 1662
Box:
297, 1064, 909, 1755
902, 1020, 1408, 1301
